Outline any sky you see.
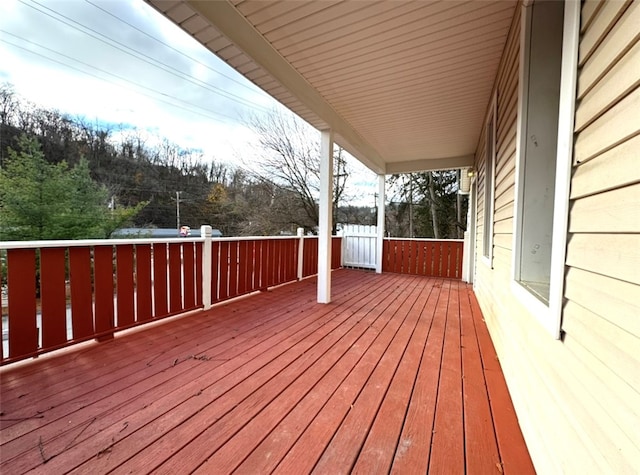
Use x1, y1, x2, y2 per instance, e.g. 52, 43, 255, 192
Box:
0, 0, 377, 204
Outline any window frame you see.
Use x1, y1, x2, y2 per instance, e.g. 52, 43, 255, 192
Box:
481, 94, 497, 268
511, 0, 581, 339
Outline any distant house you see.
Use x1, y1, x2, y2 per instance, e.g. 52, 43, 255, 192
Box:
111, 228, 223, 239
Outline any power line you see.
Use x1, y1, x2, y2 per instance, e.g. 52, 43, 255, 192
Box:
18, 0, 272, 114
0, 34, 240, 124
83, 0, 269, 100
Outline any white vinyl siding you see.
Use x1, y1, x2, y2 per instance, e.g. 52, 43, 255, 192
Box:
473, 1, 640, 472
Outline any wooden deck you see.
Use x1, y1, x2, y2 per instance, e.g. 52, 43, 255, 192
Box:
0, 270, 534, 474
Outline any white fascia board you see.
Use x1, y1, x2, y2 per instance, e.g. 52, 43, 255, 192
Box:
386, 155, 475, 174
187, 0, 386, 174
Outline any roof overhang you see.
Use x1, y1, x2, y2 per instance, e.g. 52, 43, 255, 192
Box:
145, 0, 518, 175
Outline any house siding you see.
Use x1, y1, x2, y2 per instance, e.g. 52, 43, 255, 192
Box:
473, 1, 640, 473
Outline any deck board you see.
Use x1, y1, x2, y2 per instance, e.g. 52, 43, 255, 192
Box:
0, 270, 533, 474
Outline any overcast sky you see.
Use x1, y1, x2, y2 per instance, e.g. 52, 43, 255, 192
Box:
0, 0, 377, 204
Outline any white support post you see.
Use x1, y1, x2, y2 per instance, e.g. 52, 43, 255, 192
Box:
375, 174, 385, 274
200, 225, 212, 310
297, 227, 304, 280
318, 129, 334, 303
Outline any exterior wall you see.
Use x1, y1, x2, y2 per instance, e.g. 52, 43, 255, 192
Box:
473, 2, 640, 473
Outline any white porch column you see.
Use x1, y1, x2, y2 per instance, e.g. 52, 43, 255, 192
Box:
317, 129, 334, 303
200, 225, 212, 310
375, 174, 385, 274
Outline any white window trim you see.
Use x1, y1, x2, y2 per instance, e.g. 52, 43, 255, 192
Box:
511, 0, 580, 339
481, 93, 497, 269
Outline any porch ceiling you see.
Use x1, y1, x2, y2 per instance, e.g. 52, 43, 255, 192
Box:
145, 0, 517, 174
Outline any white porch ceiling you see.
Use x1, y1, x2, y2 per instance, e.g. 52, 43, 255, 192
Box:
145, 0, 518, 175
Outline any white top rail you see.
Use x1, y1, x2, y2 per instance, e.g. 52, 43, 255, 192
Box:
0, 234, 330, 250
383, 237, 464, 242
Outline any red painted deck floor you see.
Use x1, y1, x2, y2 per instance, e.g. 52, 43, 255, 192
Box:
0, 270, 534, 474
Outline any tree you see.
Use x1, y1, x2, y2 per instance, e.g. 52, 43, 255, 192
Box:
387, 170, 467, 239
246, 110, 350, 233
0, 135, 144, 240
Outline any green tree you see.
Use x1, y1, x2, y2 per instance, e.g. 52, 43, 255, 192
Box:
0, 135, 144, 240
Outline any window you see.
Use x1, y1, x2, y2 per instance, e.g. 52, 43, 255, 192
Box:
482, 96, 496, 265
513, 0, 580, 337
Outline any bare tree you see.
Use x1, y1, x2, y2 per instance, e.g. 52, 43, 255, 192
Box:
246, 109, 349, 233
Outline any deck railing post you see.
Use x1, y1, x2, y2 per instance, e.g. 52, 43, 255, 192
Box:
201, 225, 212, 310
297, 227, 304, 280
376, 174, 386, 274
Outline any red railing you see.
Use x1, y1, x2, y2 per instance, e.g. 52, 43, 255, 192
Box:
0, 240, 202, 365
382, 238, 463, 279
300, 237, 342, 278
0, 234, 343, 365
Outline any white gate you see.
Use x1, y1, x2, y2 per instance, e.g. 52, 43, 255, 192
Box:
340, 224, 377, 269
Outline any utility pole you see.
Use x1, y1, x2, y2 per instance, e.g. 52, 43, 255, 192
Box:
409, 178, 414, 238
171, 191, 183, 233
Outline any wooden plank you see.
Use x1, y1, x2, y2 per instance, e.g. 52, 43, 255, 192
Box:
211, 241, 220, 302
232, 280, 409, 474
275, 278, 423, 474
331, 237, 342, 269
168, 243, 182, 313
455, 242, 463, 278
459, 282, 501, 472
0, 272, 534, 474
183, 242, 196, 310
116, 245, 135, 328
0, 276, 338, 445
351, 280, 437, 473
7, 249, 38, 358
135, 245, 153, 322
425, 241, 433, 276
237, 240, 248, 295
219, 241, 229, 301
312, 278, 426, 473
153, 244, 168, 317
93, 246, 114, 338
68, 247, 94, 340
195, 242, 203, 306
428, 280, 464, 473
58, 274, 395, 474
468, 288, 535, 474
228, 240, 239, 298
401, 240, 410, 274
259, 239, 269, 287
391, 281, 446, 473
189, 277, 420, 475
39, 247, 68, 349
0, 276, 359, 468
